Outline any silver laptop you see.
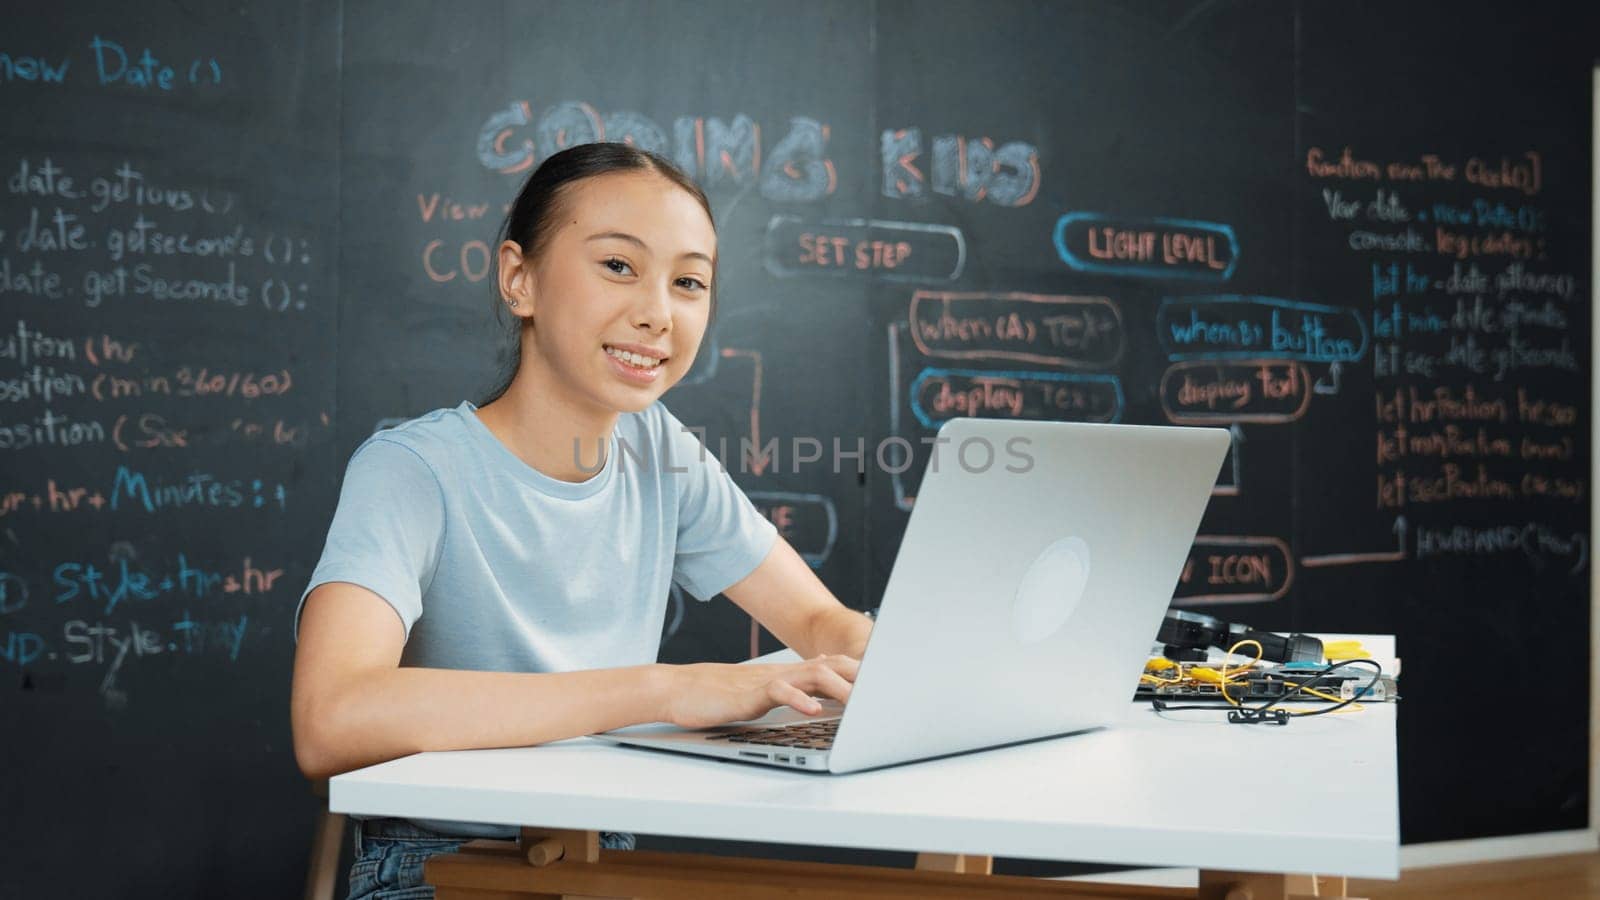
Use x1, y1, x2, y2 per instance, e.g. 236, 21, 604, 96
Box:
591, 417, 1230, 774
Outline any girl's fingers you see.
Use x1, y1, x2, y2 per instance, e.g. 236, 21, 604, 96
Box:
797, 661, 854, 704
826, 654, 861, 681
806, 654, 861, 682
769, 679, 822, 715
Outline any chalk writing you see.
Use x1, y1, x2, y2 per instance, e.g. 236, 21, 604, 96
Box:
908, 368, 1122, 429
1054, 213, 1238, 281
1374, 464, 1583, 507
1412, 522, 1587, 572
1307, 148, 1542, 197
763, 216, 965, 282
1313, 141, 1585, 534
475, 101, 838, 202
1158, 296, 1368, 363
0, 614, 249, 673
880, 127, 1040, 206
109, 466, 288, 513
1172, 535, 1293, 605
2, 157, 315, 312
0, 38, 221, 92
1160, 360, 1312, 424
0, 408, 104, 449
909, 291, 1123, 368
746, 491, 838, 568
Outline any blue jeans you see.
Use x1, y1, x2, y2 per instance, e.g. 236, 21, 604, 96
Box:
348, 817, 636, 899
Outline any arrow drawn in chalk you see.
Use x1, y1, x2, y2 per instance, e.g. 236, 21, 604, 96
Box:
1313, 361, 1343, 395
1213, 424, 1244, 496
1301, 516, 1407, 568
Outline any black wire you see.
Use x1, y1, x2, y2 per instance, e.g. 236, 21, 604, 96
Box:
1260, 658, 1383, 718
1149, 658, 1385, 722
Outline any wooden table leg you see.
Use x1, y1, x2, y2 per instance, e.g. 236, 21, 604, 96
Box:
915, 852, 995, 874
525, 829, 620, 899
431, 844, 1206, 898
434, 837, 1360, 899
1313, 875, 1350, 896
520, 827, 600, 866
1200, 871, 1287, 900
1203, 870, 1363, 900
445, 831, 618, 899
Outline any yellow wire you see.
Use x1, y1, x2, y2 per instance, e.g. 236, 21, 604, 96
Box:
1221, 639, 1263, 677
1141, 657, 1184, 685
1221, 640, 1367, 714
1272, 702, 1365, 715
1147, 645, 1369, 716
1282, 679, 1368, 714
1218, 639, 1264, 708
1157, 640, 1373, 717
1283, 680, 1347, 704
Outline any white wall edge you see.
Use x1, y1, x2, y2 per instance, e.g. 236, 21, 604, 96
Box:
1400, 830, 1598, 869
1588, 62, 1599, 854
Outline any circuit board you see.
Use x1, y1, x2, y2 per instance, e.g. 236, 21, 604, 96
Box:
1134, 659, 1399, 703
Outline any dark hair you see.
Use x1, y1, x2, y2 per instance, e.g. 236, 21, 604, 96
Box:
480, 142, 717, 406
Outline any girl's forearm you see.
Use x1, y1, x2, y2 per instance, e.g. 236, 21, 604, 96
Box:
296, 662, 674, 780
806, 607, 874, 660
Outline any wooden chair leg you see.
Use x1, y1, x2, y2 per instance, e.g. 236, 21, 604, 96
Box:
302, 809, 346, 900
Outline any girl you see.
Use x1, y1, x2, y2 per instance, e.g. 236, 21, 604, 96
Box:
290, 142, 872, 898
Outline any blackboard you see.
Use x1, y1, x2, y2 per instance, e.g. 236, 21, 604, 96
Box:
2, 2, 1595, 896
1, 2, 342, 897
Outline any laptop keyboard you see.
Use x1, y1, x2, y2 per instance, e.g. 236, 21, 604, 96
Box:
704, 718, 838, 750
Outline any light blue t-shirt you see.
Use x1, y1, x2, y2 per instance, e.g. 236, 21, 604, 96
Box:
295, 399, 777, 837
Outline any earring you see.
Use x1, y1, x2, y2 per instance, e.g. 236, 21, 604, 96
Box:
506, 298, 519, 308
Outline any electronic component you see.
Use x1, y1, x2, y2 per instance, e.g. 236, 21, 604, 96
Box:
1135, 658, 1399, 704
1156, 609, 1323, 663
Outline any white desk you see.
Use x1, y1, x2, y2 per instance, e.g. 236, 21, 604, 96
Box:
334, 700, 1396, 876
331, 638, 1399, 897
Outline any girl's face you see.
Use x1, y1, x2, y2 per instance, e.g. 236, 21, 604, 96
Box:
512, 170, 716, 416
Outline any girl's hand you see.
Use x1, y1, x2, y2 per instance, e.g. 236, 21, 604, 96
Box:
662, 655, 859, 729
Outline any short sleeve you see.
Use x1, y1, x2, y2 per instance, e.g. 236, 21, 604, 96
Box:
293, 438, 446, 643
658, 405, 778, 600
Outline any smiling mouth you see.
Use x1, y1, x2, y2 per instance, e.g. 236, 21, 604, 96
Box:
603, 344, 667, 370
